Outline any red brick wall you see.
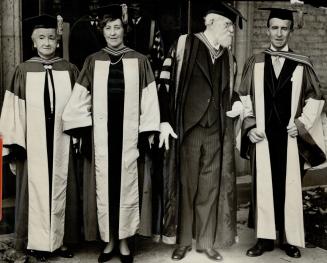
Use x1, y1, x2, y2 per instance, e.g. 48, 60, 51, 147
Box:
251, 1, 327, 87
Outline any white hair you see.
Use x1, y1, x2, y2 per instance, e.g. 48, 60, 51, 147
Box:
204, 13, 225, 26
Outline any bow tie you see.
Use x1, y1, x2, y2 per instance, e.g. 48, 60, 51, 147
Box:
43, 65, 53, 70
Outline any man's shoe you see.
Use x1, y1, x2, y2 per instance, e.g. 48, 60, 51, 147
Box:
171, 246, 191, 261
98, 250, 115, 262
119, 253, 133, 263
197, 248, 223, 261
246, 239, 274, 257
281, 244, 301, 258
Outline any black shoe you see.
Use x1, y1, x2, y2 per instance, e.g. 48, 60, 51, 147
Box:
281, 244, 301, 258
246, 239, 274, 257
119, 253, 133, 263
197, 248, 223, 261
37, 251, 48, 262
171, 246, 192, 261
27, 250, 48, 262
98, 250, 115, 262
56, 248, 74, 258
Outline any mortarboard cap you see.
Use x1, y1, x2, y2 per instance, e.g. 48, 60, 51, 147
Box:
96, 3, 128, 24
205, 1, 246, 29
259, 7, 296, 28
24, 14, 57, 31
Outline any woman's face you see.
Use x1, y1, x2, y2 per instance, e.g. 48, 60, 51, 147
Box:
103, 18, 124, 49
32, 28, 57, 59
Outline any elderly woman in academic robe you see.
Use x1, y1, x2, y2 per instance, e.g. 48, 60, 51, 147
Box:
62, 4, 160, 263
0, 14, 80, 262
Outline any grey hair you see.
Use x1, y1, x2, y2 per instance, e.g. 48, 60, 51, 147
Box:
31, 28, 59, 42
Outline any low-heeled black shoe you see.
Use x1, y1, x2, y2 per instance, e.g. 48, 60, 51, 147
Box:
27, 250, 48, 262
281, 244, 301, 258
197, 248, 223, 261
56, 248, 74, 258
171, 246, 192, 261
246, 239, 274, 257
37, 251, 49, 262
98, 250, 115, 263
119, 253, 133, 263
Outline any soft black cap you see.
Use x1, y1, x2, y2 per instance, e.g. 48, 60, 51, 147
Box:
96, 3, 128, 24
24, 14, 57, 31
259, 7, 296, 27
206, 1, 246, 29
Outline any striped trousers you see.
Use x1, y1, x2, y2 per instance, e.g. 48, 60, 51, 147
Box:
178, 123, 221, 249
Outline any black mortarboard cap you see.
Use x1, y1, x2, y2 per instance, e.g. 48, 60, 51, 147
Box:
206, 1, 246, 29
259, 7, 296, 27
24, 14, 57, 31
96, 3, 128, 24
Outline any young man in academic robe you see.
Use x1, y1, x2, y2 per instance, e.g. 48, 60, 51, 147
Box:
127, 0, 165, 79
238, 7, 326, 259
158, 1, 245, 261
0, 15, 81, 261
69, 0, 106, 70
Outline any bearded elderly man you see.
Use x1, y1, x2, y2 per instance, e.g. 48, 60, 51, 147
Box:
158, 1, 245, 261
238, 8, 326, 259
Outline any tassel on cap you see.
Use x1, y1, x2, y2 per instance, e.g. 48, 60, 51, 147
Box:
121, 4, 128, 24
57, 15, 64, 35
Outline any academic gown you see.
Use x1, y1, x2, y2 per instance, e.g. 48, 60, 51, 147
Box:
238, 50, 326, 247
126, 16, 164, 78
158, 34, 239, 248
62, 47, 160, 242
0, 57, 80, 252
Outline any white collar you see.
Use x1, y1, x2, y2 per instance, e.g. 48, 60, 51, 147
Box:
203, 30, 220, 50
270, 44, 289, 52
132, 17, 142, 25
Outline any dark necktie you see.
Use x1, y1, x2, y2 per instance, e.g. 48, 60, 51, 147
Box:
43, 64, 54, 114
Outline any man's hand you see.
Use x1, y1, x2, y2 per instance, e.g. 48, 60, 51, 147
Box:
287, 123, 298, 138
248, 128, 265, 143
159, 122, 178, 150
226, 101, 243, 118
290, 0, 304, 5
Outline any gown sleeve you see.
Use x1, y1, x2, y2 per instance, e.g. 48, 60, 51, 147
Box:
0, 65, 26, 158
237, 55, 257, 159
138, 57, 160, 134
62, 56, 93, 137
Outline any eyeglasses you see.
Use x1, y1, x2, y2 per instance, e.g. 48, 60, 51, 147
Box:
224, 22, 235, 30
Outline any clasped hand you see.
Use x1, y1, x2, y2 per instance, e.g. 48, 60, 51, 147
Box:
287, 122, 298, 138
248, 123, 298, 143
247, 128, 265, 143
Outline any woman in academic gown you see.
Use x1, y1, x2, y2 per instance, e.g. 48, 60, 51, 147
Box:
0, 15, 80, 261
62, 4, 160, 263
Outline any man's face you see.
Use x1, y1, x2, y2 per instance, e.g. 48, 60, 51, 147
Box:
130, 3, 142, 19
267, 18, 292, 50
209, 15, 234, 47
103, 19, 124, 49
32, 28, 57, 59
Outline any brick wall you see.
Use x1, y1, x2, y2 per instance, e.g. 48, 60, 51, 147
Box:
251, 1, 327, 87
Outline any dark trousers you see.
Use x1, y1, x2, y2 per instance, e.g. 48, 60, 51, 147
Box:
178, 123, 221, 249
